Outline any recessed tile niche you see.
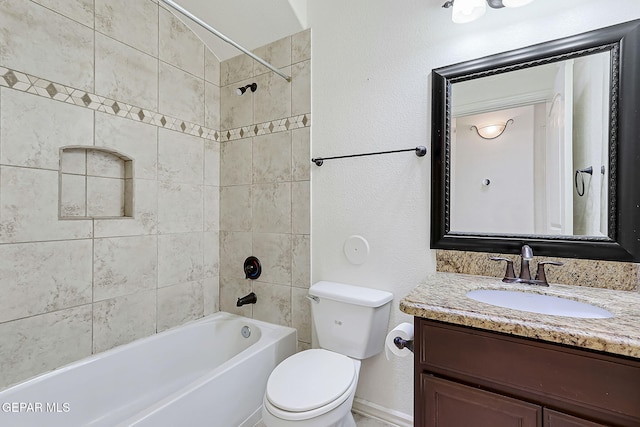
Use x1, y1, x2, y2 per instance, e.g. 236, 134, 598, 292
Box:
59, 146, 134, 219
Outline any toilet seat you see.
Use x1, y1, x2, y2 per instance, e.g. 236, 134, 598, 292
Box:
265, 349, 357, 421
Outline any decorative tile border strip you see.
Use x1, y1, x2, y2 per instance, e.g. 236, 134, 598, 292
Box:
0, 66, 310, 143
220, 114, 311, 142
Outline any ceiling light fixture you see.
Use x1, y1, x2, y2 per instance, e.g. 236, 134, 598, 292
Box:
442, 0, 535, 23
471, 119, 514, 140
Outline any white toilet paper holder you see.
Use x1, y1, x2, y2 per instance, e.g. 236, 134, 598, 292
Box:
393, 336, 414, 353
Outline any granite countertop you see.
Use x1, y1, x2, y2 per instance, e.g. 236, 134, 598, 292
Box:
400, 272, 640, 359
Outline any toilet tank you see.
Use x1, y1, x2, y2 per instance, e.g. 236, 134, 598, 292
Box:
309, 281, 394, 359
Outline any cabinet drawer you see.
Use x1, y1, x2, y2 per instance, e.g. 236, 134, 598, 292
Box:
416, 319, 640, 425
544, 409, 609, 427
421, 375, 542, 427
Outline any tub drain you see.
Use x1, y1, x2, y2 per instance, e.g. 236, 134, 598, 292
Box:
241, 325, 251, 338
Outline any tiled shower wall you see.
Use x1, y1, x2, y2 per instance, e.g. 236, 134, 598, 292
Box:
0, 0, 222, 388
218, 31, 312, 350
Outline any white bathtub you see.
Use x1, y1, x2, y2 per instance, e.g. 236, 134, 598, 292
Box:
0, 312, 297, 427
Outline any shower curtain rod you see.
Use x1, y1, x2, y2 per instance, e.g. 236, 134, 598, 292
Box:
159, 0, 292, 82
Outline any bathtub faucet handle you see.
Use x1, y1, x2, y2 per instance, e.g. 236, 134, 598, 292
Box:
236, 292, 257, 307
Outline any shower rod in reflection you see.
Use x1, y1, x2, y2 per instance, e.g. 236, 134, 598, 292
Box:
159, 0, 291, 82
311, 146, 427, 166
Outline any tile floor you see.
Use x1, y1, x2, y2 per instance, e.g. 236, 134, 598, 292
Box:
353, 412, 397, 426
255, 412, 396, 426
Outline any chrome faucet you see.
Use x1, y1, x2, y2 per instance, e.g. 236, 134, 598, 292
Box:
491, 245, 563, 287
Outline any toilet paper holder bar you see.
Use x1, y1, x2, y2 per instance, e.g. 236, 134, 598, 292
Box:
393, 336, 414, 353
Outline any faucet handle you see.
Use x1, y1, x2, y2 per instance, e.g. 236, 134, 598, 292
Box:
490, 257, 516, 282
535, 261, 564, 286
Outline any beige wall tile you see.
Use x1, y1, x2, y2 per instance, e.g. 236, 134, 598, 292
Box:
1, 89, 93, 170
292, 127, 311, 181
94, 178, 158, 237
204, 185, 220, 232
157, 281, 204, 332
205, 48, 221, 84
292, 234, 311, 289
252, 282, 291, 327
0, 305, 92, 388
292, 60, 311, 116
158, 232, 204, 288
221, 54, 254, 86
157, 181, 204, 234
292, 29, 311, 63
253, 183, 292, 234
0, 0, 94, 90
93, 291, 157, 353
0, 167, 93, 243
205, 81, 221, 130
94, 235, 158, 301
220, 139, 253, 186
60, 173, 87, 217
220, 185, 252, 232
86, 176, 125, 217
60, 148, 87, 175
159, 62, 205, 125
204, 140, 221, 186
95, 0, 158, 56
204, 231, 220, 278
298, 341, 312, 352
203, 276, 220, 316
253, 233, 292, 285
220, 79, 254, 130
220, 276, 252, 316
253, 131, 292, 183
219, 231, 252, 283
95, 112, 158, 181
87, 150, 126, 179
292, 181, 310, 234
158, 128, 204, 185
253, 36, 292, 76
0, 240, 92, 322
291, 286, 312, 343
95, 32, 158, 111
159, 8, 204, 78
32, 0, 94, 27
254, 68, 292, 124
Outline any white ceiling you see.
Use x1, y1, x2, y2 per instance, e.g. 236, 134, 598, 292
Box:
162, 0, 307, 62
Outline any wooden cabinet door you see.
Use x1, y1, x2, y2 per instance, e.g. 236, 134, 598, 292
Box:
544, 409, 609, 427
420, 375, 542, 427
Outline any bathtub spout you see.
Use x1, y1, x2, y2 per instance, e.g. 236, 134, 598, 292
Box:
237, 292, 257, 307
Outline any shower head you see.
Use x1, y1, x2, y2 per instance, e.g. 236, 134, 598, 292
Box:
236, 83, 257, 96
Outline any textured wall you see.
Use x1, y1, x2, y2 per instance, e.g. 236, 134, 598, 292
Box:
0, 0, 220, 389
218, 30, 312, 351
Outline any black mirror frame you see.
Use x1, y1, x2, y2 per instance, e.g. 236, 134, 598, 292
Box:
431, 19, 640, 262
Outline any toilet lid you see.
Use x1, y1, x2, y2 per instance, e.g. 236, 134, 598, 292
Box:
266, 349, 356, 413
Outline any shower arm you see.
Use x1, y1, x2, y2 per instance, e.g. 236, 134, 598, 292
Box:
159, 0, 292, 82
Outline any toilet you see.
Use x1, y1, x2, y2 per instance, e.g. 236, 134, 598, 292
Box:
261, 281, 394, 427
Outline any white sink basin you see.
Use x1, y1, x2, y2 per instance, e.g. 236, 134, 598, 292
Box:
466, 289, 613, 319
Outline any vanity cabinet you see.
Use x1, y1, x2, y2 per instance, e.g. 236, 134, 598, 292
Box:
414, 319, 640, 427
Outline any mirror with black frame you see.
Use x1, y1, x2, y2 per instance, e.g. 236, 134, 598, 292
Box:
431, 19, 640, 262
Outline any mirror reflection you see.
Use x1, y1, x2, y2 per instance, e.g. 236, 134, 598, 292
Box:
449, 51, 610, 237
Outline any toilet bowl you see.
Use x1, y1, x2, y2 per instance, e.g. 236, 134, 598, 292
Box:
261, 349, 361, 427
261, 281, 393, 427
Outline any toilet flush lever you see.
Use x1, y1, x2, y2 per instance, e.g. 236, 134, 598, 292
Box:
306, 295, 320, 304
